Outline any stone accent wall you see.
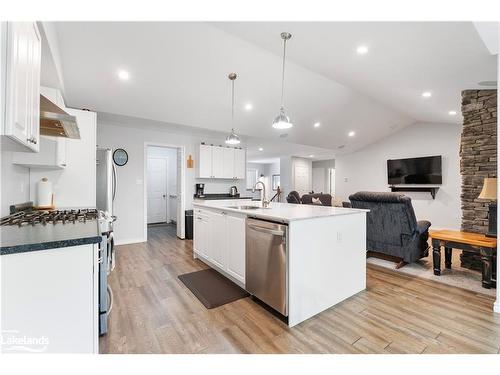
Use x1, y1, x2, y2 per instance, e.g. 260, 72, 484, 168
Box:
460, 89, 497, 234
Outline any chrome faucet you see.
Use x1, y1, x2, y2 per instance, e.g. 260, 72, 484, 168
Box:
253, 181, 269, 208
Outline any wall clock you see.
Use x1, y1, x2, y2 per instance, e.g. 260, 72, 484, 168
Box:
113, 148, 128, 166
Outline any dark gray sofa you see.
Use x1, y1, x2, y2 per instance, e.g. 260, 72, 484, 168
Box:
349, 191, 431, 265
286, 191, 333, 206
301, 193, 332, 206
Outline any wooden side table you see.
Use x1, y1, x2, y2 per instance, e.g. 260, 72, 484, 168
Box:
429, 230, 497, 289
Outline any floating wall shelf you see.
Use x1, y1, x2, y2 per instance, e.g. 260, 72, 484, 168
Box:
389, 186, 439, 199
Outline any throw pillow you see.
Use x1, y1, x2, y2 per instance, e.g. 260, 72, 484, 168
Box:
312, 197, 323, 205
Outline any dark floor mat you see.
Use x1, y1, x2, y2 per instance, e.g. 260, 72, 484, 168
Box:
178, 268, 249, 309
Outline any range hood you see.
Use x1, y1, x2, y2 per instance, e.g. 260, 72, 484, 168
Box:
39, 94, 80, 139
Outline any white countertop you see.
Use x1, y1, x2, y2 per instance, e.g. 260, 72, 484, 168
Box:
192, 201, 368, 222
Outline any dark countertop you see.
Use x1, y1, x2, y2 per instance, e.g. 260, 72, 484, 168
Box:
0, 220, 102, 255
194, 193, 256, 200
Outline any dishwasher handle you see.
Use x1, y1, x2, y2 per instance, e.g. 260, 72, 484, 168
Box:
247, 224, 286, 237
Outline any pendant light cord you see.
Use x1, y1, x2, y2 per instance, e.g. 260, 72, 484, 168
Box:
280, 37, 287, 110
231, 79, 235, 131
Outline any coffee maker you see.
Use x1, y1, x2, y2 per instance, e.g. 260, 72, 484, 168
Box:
195, 183, 205, 198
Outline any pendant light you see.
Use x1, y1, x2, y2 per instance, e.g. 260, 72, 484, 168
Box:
225, 73, 241, 145
272, 32, 293, 129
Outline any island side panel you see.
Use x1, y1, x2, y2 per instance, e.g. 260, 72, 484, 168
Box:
288, 212, 367, 327
1, 244, 98, 353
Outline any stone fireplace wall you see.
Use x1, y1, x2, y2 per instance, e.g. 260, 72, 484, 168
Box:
460, 89, 497, 234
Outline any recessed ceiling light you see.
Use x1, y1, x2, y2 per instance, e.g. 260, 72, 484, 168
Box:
356, 45, 368, 55
258, 147, 263, 151
244, 103, 253, 111
421, 91, 432, 98
314, 122, 321, 128
448, 110, 457, 116
117, 70, 130, 81
309, 154, 314, 158
348, 131, 356, 137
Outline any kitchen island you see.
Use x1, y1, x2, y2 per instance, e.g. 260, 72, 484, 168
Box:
192, 201, 368, 327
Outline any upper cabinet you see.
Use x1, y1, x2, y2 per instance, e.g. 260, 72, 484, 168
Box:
12, 135, 66, 169
1, 22, 41, 152
11, 86, 68, 169
197, 144, 246, 180
234, 148, 245, 179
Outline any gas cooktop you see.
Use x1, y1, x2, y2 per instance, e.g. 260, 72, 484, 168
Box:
1, 209, 99, 227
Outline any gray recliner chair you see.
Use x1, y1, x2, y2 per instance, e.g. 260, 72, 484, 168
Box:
286, 191, 301, 204
349, 191, 431, 267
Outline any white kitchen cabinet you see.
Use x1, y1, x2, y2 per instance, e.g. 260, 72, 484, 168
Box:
1, 244, 99, 353
211, 146, 225, 179
234, 148, 246, 179
193, 207, 246, 286
194, 209, 209, 258
198, 144, 213, 178
225, 213, 246, 284
208, 210, 226, 269
12, 135, 67, 169
2, 22, 41, 152
197, 144, 246, 180
222, 147, 235, 179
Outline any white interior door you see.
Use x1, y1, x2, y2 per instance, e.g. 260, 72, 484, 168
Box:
312, 167, 326, 193
328, 168, 336, 196
147, 157, 168, 224
294, 163, 310, 195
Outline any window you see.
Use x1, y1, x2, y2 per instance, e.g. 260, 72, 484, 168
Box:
272, 174, 281, 191
246, 168, 258, 190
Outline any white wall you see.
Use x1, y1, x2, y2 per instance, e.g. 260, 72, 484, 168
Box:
97, 120, 248, 244
0, 151, 30, 216
335, 122, 461, 230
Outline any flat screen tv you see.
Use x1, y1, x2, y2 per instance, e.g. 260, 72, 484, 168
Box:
387, 156, 442, 185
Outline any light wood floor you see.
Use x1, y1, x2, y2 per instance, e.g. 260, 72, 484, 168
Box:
100, 225, 500, 354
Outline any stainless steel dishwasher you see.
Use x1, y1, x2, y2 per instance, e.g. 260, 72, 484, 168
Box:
246, 218, 288, 316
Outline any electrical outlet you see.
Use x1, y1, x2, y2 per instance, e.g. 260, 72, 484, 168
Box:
136, 179, 143, 185
344, 177, 348, 182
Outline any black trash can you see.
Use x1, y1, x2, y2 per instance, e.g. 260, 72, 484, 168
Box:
185, 209, 193, 239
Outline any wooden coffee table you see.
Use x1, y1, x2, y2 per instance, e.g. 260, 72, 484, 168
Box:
429, 230, 497, 289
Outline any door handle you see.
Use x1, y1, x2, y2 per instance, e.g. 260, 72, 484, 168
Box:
247, 224, 285, 236
112, 164, 117, 201
162, 194, 166, 198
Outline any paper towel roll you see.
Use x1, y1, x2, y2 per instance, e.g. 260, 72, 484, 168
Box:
37, 177, 53, 208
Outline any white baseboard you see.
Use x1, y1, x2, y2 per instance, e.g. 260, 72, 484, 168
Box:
494, 301, 500, 314
114, 237, 145, 246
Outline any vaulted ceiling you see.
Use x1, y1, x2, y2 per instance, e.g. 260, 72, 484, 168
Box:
51, 22, 496, 158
